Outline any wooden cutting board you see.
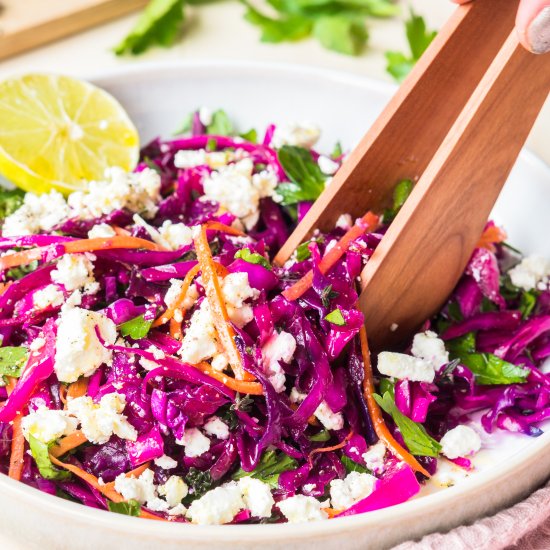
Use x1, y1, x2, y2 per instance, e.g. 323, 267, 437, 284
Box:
0, 0, 149, 61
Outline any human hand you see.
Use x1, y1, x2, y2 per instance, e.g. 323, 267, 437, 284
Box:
452, 0, 550, 53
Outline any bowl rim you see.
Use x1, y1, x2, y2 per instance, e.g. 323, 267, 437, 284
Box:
2, 58, 550, 541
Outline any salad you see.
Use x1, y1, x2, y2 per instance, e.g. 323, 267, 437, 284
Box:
1, 107, 549, 525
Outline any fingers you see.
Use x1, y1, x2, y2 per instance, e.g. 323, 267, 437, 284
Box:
516, 0, 550, 53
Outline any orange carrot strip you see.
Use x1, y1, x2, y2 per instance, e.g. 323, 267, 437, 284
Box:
112, 225, 131, 236
67, 377, 89, 400
359, 326, 430, 477
204, 221, 247, 237
7, 378, 24, 481
0, 248, 43, 270
282, 212, 380, 301
49, 431, 88, 458
322, 507, 343, 518
194, 225, 251, 381
169, 317, 183, 340
139, 510, 167, 521
308, 430, 353, 465
152, 264, 200, 327
477, 224, 507, 252
194, 362, 263, 395
0, 281, 12, 295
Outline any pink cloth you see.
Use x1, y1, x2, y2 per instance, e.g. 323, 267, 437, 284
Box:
395, 479, 550, 550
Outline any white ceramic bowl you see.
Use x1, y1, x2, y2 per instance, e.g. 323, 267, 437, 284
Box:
1, 61, 550, 550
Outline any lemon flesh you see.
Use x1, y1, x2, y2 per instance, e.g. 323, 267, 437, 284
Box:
0, 74, 139, 195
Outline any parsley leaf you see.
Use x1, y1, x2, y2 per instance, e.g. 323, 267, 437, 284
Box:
232, 450, 297, 488
0, 188, 24, 220
240, 128, 258, 143
108, 500, 141, 516
0, 346, 28, 378
234, 248, 271, 270
341, 455, 369, 474
385, 10, 437, 82
313, 15, 368, 56
325, 308, 346, 326
309, 429, 331, 442
374, 392, 441, 457
447, 333, 530, 385
185, 467, 215, 500
320, 284, 339, 308
114, 0, 185, 55
519, 290, 538, 319
296, 241, 312, 262
383, 179, 414, 223
277, 146, 327, 206
28, 435, 71, 481
119, 315, 153, 340
6, 260, 38, 281
206, 109, 234, 136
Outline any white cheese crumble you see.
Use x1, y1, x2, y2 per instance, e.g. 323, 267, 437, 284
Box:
33, 285, 64, 310
2, 190, 70, 237
186, 481, 244, 525
67, 393, 137, 445
21, 406, 78, 444
199, 106, 213, 126
203, 416, 230, 440
329, 471, 377, 510
290, 389, 344, 431
68, 167, 161, 220
158, 475, 189, 507
178, 427, 211, 457
377, 351, 435, 383
335, 213, 353, 229
318, 155, 339, 175
508, 255, 550, 291
362, 441, 387, 474
154, 454, 178, 470
165, 279, 199, 311
51, 253, 98, 293
411, 330, 449, 370
271, 122, 321, 149
261, 330, 296, 393
157, 220, 193, 250
239, 477, 275, 518
277, 495, 328, 523
54, 306, 116, 383
174, 149, 237, 170
87, 223, 116, 239
114, 468, 156, 504
440, 425, 481, 459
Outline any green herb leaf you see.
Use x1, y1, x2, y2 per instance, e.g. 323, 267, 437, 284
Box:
114, 0, 185, 55
6, 260, 38, 281
325, 308, 346, 326
0, 188, 25, 220
309, 428, 331, 442
385, 10, 437, 82
0, 346, 28, 378
173, 111, 193, 135
519, 290, 538, 319
234, 248, 271, 270
28, 435, 71, 481
240, 128, 258, 143
232, 450, 297, 488
108, 500, 141, 516
331, 141, 343, 159
313, 15, 368, 55
296, 241, 312, 262
383, 179, 413, 223
185, 467, 214, 500
374, 392, 441, 457
320, 284, 339, 308
206, 109, 234, 136
446, 332, 476, 357
341, 455, 369, 474
119, 315, 153, 340
277, 145, 326, 206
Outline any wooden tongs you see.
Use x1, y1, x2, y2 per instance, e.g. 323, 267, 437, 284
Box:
274, 0, 550, 351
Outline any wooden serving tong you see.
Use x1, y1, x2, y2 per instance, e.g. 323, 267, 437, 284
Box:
274, 0, 550, 351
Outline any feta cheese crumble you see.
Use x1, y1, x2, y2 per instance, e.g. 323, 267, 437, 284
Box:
157, 220, 193, 250
203, 416, 230, 440
186, 481, 244, 525
277, 495, 328, 523
2, 190, 70, 236
178, 427, 211, 457
261, 330, 296, 393
508, 255, 550, 291
362, 441, 387, 475
329, 471, 377, 510
87, 223, 116, 239
377, 351, 436, 383
54, 306, 116, 382
317, 155, 339, 176
67, 393, 137, 444
154, 454, 178, 470
158, 475, 189, 507
271, 122, 321, 149
290, 389, 344, 431
21, 406, 78, 444
33, 285, 64, 310
51, 253, 98, 293
239, 477, 275, 518
411, 330, 449, 369
440, 425, 481, 459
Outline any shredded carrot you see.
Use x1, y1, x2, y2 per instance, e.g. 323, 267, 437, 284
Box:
0, 236, 164, 271
169, 317, 183, 340
67, 377, 89, 400
359, 326, 430, 477
0, 281, 12, 295
204, 220, 247, 237
282, 212, 380, 301
308, 430, 353, 465
322, 507, 343, 518
7, 378, 24, 481
49, 431, 88, 458
112, 225, 131, 236
194, 225, 252, 381
139, 509, 167, 521
194, 362, 263, 395
477, 224, 507, 252
152, 263, 200, 327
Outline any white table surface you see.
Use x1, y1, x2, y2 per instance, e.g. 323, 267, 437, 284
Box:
0, 0, 548, 164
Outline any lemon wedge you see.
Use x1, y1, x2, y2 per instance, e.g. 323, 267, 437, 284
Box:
0, 73, 139, 195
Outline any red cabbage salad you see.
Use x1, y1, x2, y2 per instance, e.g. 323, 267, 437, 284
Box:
0, 108, 549, 525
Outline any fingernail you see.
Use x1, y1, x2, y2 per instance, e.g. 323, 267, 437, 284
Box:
527, 7, 550, 54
